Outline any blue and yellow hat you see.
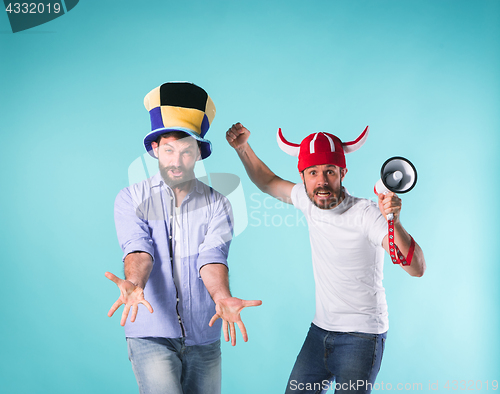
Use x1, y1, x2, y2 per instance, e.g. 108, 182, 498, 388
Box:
143, 82, 216, 159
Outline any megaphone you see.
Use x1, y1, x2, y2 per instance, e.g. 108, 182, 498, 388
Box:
374, 156, 417, 195
375, 156, 418, 267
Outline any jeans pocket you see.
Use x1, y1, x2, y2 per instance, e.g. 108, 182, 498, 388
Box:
345, 331, 377, 341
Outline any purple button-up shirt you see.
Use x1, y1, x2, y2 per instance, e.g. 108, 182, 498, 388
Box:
114, 171, 233, 346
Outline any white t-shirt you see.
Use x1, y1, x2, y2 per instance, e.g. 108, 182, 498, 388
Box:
291, 183, 389, 334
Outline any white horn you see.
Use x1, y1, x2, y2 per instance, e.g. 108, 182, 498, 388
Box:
342, 126, 369, 154
277, 128, 300, 157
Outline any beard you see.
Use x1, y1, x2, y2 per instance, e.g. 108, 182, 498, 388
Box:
160, 165, 195, 188
304, 182, 344, 210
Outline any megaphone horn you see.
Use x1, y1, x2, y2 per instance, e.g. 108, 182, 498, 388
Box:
374, 156, 417, 195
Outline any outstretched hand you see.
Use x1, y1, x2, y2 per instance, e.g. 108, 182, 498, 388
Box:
105, 272, 153, 326
209, 297, 262, 346
226, 123, 250, 150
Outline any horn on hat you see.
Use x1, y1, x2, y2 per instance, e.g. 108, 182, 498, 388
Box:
342, 126, 369, 154
277, 128, 300, 157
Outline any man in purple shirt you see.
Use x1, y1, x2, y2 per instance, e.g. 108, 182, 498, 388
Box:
105, 82, 261, 394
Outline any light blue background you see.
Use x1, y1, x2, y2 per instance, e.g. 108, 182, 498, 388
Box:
1, 1, 498, 393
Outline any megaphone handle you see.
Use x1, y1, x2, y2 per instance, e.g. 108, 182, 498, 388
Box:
387, 218, 415, 266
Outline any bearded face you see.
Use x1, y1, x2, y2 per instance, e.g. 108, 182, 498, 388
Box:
160, 161, 194, 188
301, 164, 347, 210
152, 135, 200, 188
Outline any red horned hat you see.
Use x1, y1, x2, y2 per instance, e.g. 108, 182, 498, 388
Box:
277, 126, 369, 172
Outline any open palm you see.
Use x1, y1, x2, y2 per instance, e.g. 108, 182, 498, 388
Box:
105, 272, 153, 326
209, 297, 262, 346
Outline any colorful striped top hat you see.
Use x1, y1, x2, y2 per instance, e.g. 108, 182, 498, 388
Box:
143, 82, 216, 159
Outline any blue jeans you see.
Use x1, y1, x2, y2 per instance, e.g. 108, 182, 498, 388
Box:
285, 324, 387, 394
126, 337, 221, 394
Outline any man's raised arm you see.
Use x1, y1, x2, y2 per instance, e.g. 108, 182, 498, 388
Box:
226, 123, 295, 204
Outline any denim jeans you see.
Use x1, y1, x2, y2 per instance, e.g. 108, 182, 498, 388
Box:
285, 324, 387, 394
126, 337, 221, 394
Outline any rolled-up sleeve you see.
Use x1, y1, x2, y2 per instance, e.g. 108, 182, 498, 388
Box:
196, 195, 233, 274
363, 202, 388, 248
114, 188, 155, 262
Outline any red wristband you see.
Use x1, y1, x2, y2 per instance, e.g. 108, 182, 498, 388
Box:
388, 217, 415, 266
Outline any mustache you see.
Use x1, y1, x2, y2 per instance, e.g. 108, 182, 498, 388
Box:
164, 165, 187, 172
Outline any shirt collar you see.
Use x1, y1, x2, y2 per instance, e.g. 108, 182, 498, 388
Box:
150, 171, 163, 188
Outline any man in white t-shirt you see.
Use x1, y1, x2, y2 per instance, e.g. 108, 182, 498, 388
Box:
226, 123, 426, 394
